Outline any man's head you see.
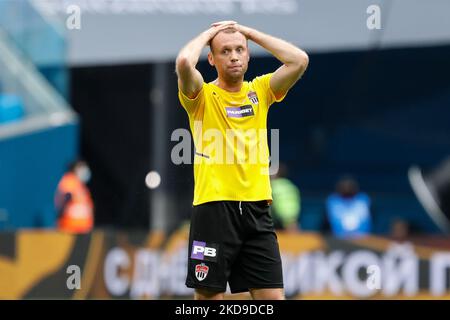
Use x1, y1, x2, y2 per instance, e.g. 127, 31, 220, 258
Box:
336, 176, 359, 198
68, 159, 91, 183
208, 28, 249, 83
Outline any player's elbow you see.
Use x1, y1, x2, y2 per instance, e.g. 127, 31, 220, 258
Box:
175, 54, 192, 76
294, 50, 309, 73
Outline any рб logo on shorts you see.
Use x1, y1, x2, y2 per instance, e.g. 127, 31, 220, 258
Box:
191, 240, 218, 262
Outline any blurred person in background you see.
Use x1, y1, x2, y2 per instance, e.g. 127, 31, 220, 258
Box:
324, 176, 372, 238
270, 163, 301, 232
389, 217, 411, 242
55, 159, 94, 234
176, 20, 308, 300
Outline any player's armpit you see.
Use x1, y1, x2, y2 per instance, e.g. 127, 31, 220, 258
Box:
178, 82, 205, 115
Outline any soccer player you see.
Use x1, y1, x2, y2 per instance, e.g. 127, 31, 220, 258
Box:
176, 21, 308, 300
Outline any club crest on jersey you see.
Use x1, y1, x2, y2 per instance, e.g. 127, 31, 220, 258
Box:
195, 263, 209, 281
248, 91, 259, 104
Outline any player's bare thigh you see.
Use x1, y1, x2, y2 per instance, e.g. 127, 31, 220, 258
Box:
195, 288, 284, 300
194, 288, 225, 300
249, 288, 285, 300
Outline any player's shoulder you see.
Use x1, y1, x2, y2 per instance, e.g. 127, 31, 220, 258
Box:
199, 81, 220, 94
249, 73, 273, 86
248, 74, 274, 95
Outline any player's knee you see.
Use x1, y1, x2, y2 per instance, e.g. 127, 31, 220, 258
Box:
194, 288, 224, 300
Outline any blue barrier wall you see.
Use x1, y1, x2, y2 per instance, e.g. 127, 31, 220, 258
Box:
0, 123, 78, 229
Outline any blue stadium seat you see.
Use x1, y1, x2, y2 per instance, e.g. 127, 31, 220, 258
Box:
0, 94, 24, 124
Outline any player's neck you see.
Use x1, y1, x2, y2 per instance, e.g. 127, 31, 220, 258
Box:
213, 77, 244, 93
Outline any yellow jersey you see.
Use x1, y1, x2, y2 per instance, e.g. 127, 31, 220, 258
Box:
178, 73, 286, 206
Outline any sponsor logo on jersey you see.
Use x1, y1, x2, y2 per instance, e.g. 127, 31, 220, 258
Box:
225, 105, 254, 118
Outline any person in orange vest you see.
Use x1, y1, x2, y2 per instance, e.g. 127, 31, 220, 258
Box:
55, 160, 94, 233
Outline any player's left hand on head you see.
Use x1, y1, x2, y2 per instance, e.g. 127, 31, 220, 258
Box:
234, 24, 252, 37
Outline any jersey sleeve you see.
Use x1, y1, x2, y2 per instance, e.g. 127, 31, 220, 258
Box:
178, 84, 205, 115
252, 73, 288, 108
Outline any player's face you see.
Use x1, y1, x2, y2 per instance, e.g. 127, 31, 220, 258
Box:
209, 31, 249, 82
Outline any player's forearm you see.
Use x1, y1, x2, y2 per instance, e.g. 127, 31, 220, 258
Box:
176, 30, 213, 72
245, 28, 308, 68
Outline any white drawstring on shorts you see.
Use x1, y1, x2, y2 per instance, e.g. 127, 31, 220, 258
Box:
239, 201, 243, 215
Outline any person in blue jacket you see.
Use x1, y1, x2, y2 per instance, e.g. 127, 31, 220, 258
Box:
325, 176, 372, 238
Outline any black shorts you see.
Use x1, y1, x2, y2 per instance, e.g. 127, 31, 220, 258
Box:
185, 200, 284, 294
